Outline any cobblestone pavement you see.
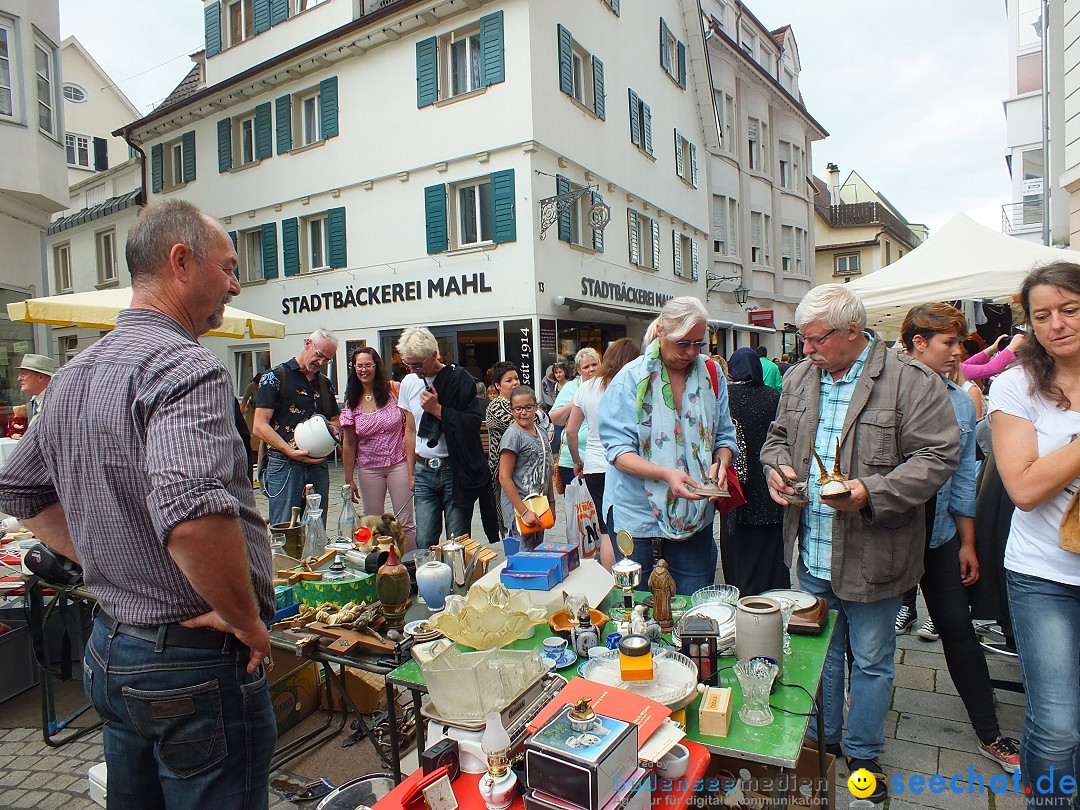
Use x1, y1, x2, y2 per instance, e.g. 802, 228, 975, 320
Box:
0, 461, 1028, 808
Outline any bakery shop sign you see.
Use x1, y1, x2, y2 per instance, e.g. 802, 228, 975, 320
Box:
281, 272, 493, 315
579, 276, 673, 309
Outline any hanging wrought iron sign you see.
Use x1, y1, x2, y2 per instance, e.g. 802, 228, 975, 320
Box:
538, 184, 611, 240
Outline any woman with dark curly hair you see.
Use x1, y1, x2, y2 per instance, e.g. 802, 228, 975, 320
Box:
340, 346, 415, 551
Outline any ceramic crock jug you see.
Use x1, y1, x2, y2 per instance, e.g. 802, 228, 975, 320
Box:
734, 595, 784, 679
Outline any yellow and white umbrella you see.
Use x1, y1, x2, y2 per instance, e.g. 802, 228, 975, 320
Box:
6, 287, 284, 340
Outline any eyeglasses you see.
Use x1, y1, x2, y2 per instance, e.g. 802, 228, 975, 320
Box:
670, 339, 708, 351
796, 329, 837, 348
405, 361, 425, 371
511, 404, 537, 413
354, 363, 375, 371
312, 345, 333, 362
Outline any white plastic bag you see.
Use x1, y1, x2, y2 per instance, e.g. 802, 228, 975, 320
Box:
564, 477, 601, 559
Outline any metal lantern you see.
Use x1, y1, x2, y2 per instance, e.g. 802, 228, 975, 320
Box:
678, 614, 721, 683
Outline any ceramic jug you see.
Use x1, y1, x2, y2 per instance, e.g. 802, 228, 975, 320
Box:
735, 596, 784, 678
416, 559, 454, 611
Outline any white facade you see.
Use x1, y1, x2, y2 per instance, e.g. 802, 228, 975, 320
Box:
1059, 0, 1080, 245
59, 37, 141, 187
123, 0, 726, 394
1003, 0, 1068, 244
699, 1, 825, 358
0, 0, 67, 409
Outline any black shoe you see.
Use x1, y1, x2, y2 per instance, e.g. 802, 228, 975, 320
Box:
846, 757, 888, 804
804, 736, 843, 757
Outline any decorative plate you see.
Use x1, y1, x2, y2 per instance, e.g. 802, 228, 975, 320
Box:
759, 588, 818, 612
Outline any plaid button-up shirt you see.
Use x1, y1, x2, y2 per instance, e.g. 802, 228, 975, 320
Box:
799, 339, 873, 580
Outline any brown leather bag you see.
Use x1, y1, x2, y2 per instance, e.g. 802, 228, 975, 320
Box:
1060, 487, 1080, 553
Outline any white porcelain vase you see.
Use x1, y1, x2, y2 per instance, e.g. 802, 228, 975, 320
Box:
416, 559, 454, 611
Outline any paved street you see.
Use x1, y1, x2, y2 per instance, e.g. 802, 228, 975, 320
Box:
0, 459, 1027, 807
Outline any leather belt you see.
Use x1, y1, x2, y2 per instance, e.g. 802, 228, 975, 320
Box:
97, 612, 241, 651
417, 457, 445, 470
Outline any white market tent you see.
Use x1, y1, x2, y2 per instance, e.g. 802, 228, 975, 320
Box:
846, 212, 1080, 333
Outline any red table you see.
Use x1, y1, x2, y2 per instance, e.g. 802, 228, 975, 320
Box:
374, 739, 710, 809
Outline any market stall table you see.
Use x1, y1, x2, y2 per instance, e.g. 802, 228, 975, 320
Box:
0, 437, 19, 467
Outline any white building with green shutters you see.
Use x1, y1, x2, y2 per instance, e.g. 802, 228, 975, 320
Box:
114, 0, 789, 395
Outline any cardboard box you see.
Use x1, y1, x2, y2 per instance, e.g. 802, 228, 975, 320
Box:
268, 660, 321, 736
707, 745, 836, 810
534, 542, 581, 571
293, 572, 377, 609
320, 666, 387, 715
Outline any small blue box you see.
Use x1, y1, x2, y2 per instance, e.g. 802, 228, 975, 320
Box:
523, 552, 571, 581
501, 554, 564, 591
275, 584, 297, 610
534, 542, 580, 571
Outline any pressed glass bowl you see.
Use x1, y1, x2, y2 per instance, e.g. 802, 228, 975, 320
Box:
690, 584, 740, 607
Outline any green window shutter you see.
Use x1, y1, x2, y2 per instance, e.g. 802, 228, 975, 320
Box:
678, 41, 687, 88
557, 25, 573, 97
416, 37, 438, 108
253, 0, 271, 34
262, 222, 278, 279
93, 137, 108, 171
270, 0, 288, 26
628, 210, 640, 264
282, 218, 300, 276
660, 19, 670, 72
217, 117, 232, 173
591, 191, 604, 252
651, 218, 661, 269
228, 230, 237, 248
424, 184, 448, 254
254, 102, 272, 160
556, 175, 571, 243
275, 94, 292, 154
690, 239, 699, 280
643, 101, 652, 154
628, 89, 640, 148
690, 142, 698, 187
673, 230, 682, 276
674, 130, 684, 179
479, 10, 504, 86
610, 0, 619, 15
182, 130, 196, 183
151, 144, 163, 192
490, 169, 516, 243
592, 56, 605, 119
319, 76, 338, 139
327, 207, 346, 268
205, 1, 221, 57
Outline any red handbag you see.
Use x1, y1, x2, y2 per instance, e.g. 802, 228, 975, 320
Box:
714, 466, 746, 515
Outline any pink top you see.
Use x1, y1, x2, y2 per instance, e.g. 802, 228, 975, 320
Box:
339, 400, 406, 468
960, 348, 1017, 381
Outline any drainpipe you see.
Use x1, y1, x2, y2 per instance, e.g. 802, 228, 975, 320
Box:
120, 125, 149, 205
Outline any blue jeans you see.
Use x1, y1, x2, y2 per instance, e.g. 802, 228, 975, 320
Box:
620, 517, 718, 595
83, 619, 276, 810
798, 557, 900, 761
1007, 570, 1080, 808
413, 460, 469, 549
264, 454, 329, 527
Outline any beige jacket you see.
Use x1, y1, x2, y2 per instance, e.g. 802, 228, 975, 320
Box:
759, 338, 959, 601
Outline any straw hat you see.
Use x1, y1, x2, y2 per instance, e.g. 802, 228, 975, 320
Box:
18, 354, 58, 377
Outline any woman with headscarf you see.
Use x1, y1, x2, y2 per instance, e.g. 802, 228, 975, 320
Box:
598, 297, 738, 594
720, 348, 789, 594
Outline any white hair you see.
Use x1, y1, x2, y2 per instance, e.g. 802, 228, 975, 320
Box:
657, 296, 708, 340
575, 347, 600, 366
396, 326, 438, 358
794, 284, 867, 331
309, 328, 338, 347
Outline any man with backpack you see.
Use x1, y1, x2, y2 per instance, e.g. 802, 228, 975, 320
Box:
253, 329, 341, 526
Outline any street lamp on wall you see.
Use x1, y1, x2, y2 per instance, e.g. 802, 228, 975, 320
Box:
734, 286, 750, 305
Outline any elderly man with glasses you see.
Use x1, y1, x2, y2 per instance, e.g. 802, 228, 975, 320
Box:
760, 284, 959, 804
253, 328, 341, 526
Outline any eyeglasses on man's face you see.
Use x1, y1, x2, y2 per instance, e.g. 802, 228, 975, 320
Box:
404, 359, 425, 371
511, 404, 537, 413
796, 328, 838, 348
309, 342, 334, 364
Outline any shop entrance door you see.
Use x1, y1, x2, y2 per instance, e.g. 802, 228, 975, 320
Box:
381, 323, 499, 383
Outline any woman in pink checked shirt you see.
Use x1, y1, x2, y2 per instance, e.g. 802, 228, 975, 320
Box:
340, 346, 416, 551
961, 332, 1025, 380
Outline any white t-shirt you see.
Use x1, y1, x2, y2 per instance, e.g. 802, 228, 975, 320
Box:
572, 377, 608, 474
398, 372, 449, 459
989, 366, 1080, 585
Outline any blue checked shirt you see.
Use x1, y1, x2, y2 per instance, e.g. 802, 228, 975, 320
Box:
799, 338, 873, 580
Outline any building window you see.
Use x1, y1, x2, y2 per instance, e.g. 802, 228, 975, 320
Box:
558, 25, 605, 119
718, 93, 735, 154
453, 177, 493, 247
778, 141, 803, 192
60, 335, 78, 363
225, 0, 254, 48
443, 25, 482, 98
424, 170, 515, 254
238, 228, 264, 284
0, 20, 14, 119
35, 39, 57, 135
750, 212, 770, 265
1016, 51, 1042, 94
835, 253, 861, 276
239, 115, 255, 165
713, 196, 738, 257
234, 348, 271, 397
781, 226, 808, 275
63, 83, 87, 102
66, 133, 91, 168
628, 89, 653, 155
54, 244, 72, 293
740, 27, 756, 60
600, 0, 620, 15
673, 232, 697, 280
171, 141, 184, 186
300, 90, 321, 146
303, 214, 330, 272
1021, 146, 1044, 226
85, 184, 106, 206
747, 117, 767, 172
296, 0, 329, 10
675, 131, 697, 186
96, 229, 117, 285
416, 12, 504, 108
153, 131, 196, 192
628, 209, 660, 270
659, 19, 686, 87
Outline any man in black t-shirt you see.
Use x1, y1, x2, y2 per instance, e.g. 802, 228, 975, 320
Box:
253, 328, 341, 526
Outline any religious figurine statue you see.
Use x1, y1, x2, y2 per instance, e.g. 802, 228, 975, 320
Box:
649, 559, 676, 632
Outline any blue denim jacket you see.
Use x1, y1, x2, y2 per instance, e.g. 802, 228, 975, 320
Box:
931, 378, 976, 548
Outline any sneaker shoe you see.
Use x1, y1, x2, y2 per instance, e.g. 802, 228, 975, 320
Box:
979, 736, 1020, 773
846, 757, 888, 804
895, 604, 916, 634
917, 618, 939, 641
